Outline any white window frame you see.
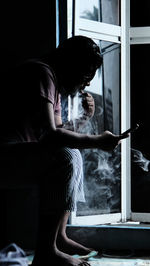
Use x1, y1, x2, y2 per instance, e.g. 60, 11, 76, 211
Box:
69, 0, 150, 225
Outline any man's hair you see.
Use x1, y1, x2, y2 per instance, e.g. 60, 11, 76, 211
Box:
56, 35, 103, 86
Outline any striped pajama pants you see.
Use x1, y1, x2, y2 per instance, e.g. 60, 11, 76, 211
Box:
40, 147, 86, 213
0, 145, 85, 213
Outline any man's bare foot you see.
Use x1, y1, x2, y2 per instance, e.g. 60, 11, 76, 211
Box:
31, 247, 91, 266
57, 233, 93, 255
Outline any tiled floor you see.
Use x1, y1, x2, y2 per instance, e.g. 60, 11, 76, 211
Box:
88, 257, 150, 266
27, 254, 150, 266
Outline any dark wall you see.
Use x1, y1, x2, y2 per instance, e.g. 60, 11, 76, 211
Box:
0, 0, 56, 250
0, 0, 56, 71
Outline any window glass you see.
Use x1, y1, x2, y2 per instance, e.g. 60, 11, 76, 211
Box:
79, 0, 120, 25
100, 0, 120, 26
131, 45, 150, 213
79, 0, 100, 21
75, 40, 121, 216
130, 1, 150, 27
67, 0, 73, 37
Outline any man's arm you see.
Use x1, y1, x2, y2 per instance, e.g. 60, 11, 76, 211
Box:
39, 100, 129, 151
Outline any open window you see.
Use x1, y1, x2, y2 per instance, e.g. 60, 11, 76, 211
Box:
67, 0, 150, 225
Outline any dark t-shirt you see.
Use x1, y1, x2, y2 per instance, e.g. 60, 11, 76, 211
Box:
0, 60, 61, 143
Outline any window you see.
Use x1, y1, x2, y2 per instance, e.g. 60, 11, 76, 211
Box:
131, 44, 150, 222
75, 40, 121, 224
67, 0, 150, 225
130, 2, 150, 223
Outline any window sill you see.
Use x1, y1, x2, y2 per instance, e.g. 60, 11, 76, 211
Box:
66, 223, 150, 250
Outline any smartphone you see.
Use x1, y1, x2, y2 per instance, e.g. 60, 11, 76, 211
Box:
121, 123, 139, 135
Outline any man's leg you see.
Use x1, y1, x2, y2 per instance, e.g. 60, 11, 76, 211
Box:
57, 211, 92, 255
31, 211, 91, 266
32, 147, 91, 265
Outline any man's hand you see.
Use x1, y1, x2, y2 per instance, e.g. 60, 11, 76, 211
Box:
97, 130, 129, 151
80, 91, 95, 119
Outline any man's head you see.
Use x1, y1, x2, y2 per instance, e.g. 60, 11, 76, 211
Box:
54, 35, 103, 96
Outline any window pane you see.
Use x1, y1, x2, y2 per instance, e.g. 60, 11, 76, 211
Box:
79, 0, 120, 25
131, 45, 150, 213
76, 40, 121, 216
100, 0, 120, 26
79, 0, 100, 21
67, 0, 73, 37
130, 1, 150, 27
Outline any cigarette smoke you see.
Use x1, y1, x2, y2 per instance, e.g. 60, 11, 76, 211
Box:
76, 147, 121, 215
131, 148, 150, 172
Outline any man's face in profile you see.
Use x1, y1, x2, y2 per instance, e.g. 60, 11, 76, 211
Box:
59, 66, 96, 97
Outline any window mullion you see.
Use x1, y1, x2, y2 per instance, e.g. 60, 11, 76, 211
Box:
121, 0, 131, 222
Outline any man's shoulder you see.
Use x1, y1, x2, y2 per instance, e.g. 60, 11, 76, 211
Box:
19, 59, 55, 81
17, 59, 49, 71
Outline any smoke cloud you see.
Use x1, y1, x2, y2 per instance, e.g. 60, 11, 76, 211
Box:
131, 148, 150, 172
